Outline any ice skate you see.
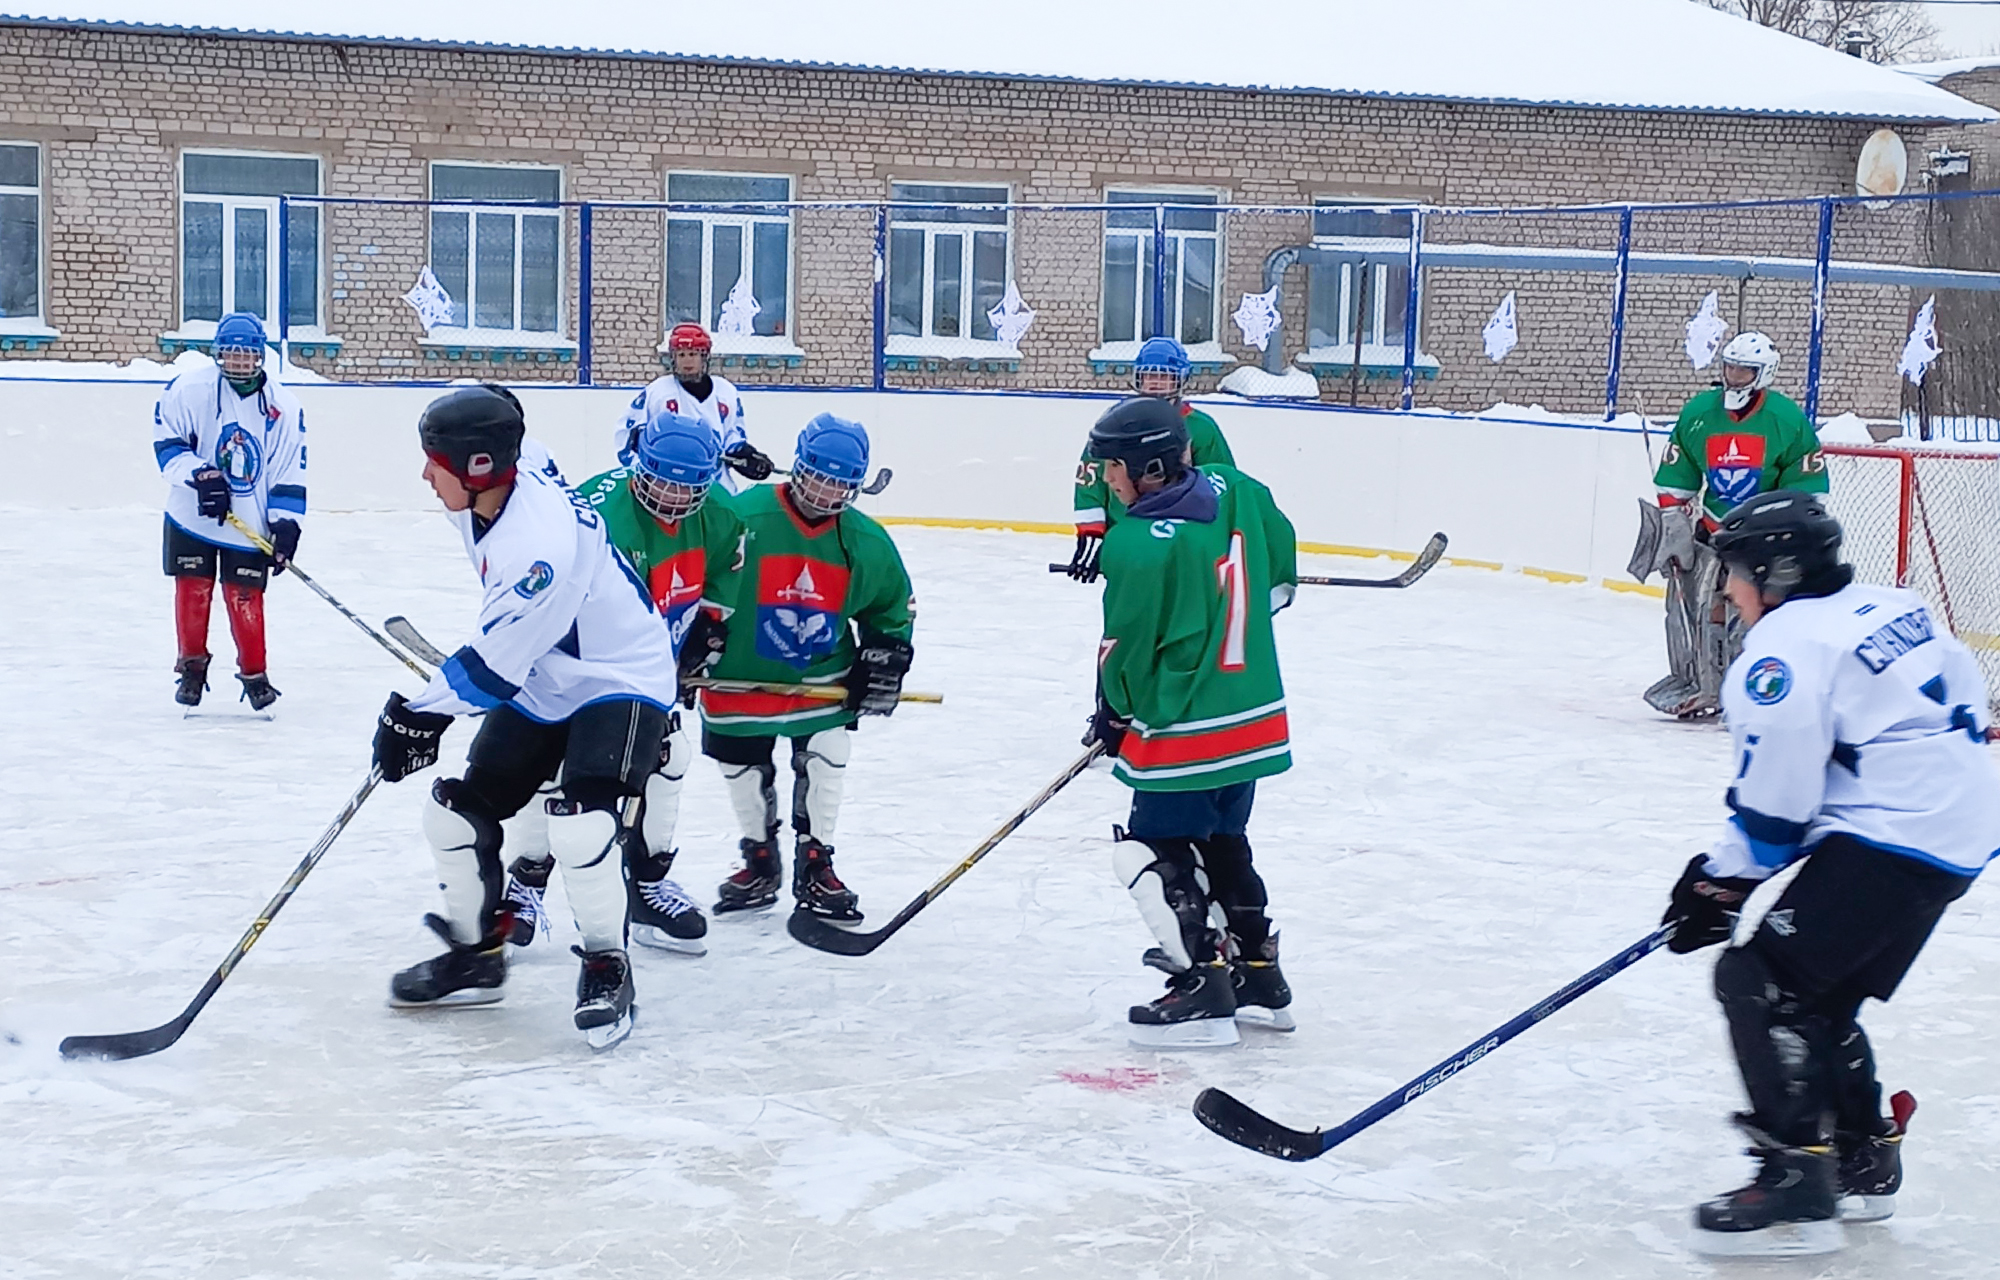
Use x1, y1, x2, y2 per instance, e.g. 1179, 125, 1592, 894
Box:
1230, 933, 1296, 1032
388, 914, 507, 1008
502, 855, 553, 947
793, 838, 862, 924
236, 672, 280, 712
1690, 1118, 1843, 1257
1128, 960, 1239, 1048
1644, 673, 1715, 719
573, 945, 635, 1050
715, 836, 781, 914
630, 861, 708, 955
1839, 1091, 1915, 1223
173, 655, 210, 707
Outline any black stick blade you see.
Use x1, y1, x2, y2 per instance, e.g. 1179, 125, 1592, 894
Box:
59, 1016, 192, 1062
785, 909, 892, 956
1192, 1087, 1328, 1162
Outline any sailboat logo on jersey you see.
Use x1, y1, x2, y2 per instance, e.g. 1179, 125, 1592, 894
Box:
216, 424, 263, 493
650, 550, 708, 653
755, 554, 851, 665
1705, 433, 1767, 507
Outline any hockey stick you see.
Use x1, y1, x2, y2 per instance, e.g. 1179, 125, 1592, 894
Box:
772, 467, 894, 495
382, 616, 941, 705
1047, 532, 1449, 590
59, 768, 384, 1062
225, 514, 432, 681
1192, 924, 1674, 1160
788, 743, 1105, 956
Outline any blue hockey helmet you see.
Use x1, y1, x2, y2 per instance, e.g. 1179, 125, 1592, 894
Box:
1132, 336, 1191, 398
791, 412, 869, 517
213, 311, 267, 377
633, 410, 720, 521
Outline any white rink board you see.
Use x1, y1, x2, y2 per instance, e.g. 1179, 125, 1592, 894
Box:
0, 380, 1657, 582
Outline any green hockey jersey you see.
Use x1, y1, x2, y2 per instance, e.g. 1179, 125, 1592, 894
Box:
701, 483, 917, 738
574, 468, 747, 655
1074, 403, 1235, 534
1098, 464, 1297, 792
1654, 387, 1827, 524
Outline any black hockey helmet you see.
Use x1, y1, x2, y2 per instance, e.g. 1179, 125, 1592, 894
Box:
419, 384, 525, 491
1086, 396, 1190, 483
1711, 490, 1849, 602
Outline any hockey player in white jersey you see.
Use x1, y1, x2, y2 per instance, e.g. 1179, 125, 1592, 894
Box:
1659, 491, 2000, 1257
615, 322, 773, 492
152, 311, 304, 711
371, 385, 681, 1050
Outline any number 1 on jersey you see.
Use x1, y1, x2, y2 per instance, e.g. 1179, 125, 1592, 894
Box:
1217, 530, 1248, 672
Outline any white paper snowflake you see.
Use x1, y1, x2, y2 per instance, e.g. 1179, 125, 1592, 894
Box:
716, 276, 761, 338
1482, 292, 1518, 363
401, 266, 455, 333
1684, 291, 1728, 370
1232, 288, 1281, 352
986, 281, 1035, 347
1899, 295, 1941, 385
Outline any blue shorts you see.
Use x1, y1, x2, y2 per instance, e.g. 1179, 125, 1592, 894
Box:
1126, 781, 1256, 841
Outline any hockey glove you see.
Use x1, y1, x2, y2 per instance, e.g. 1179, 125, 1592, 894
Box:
1089, 693, 1130, 757
190, 467, 231, 522
677, 610, 728, 705
373, 691, 454, 783
722, 442, 775, 481
1662, 852, 1760, 954
1066, 531, 1104, 584
267, 518, 302, 575
845, 633, 914, 716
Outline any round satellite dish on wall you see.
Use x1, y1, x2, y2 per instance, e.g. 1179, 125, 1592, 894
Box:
1856, 128, 1908, 207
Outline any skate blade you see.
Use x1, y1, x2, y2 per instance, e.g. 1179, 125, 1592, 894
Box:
1128, 1018, 1241, 1049
182, 709, 275, 721
386, 987, 505, 1010
1689, 1218, 1844, 1257
633, 925, 708, 956
1234, 1005, 1297, 1032
1839, 1194, 1895, 1223
584, 1009, 635, 1051
713, 898, 777, 916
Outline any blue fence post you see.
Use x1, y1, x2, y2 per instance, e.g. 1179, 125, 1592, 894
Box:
1150, 204, 1169, 340
277, 195, 290, 369
1399, 209, 1425, 411
577, 202, 594, 387
1804, 197, 1834, 423
1603, 206, 1634, 423
872, 205, 888, 392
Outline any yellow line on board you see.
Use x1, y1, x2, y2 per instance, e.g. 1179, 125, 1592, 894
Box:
1523, 567, 1590, 585
1602, 579, 1669, 599
1446, 557, 1505, 572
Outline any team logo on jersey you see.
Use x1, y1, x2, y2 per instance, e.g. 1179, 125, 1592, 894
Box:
754, 554, 852, 666
513, 561, 556, 599
1744, 655, 1791, 705
215, 424, 263, 493
649, 549, 708, 651
1705, 433, 1767, 507
1150, 520, 1180, 539
1764, 909, 1796, 937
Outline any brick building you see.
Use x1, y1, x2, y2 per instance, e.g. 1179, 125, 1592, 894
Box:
0, 11, 1990, 416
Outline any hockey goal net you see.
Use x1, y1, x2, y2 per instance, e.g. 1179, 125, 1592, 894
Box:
1822, 444, 2000, 713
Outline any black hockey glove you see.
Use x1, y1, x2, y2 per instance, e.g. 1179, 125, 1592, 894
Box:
845, 633, 914, 716
372, 691, 454, 783
722, 442, 775, 481
267, 518, 301, 575
1088, 693, 1130, 757
1066, 531, 1104, 583
190, 467, 231, 522
1662, 853, 1760, 954
677, 610, 728, 706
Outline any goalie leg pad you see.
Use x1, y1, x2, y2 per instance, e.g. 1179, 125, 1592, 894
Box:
1112, 837, 1218, 972
546, 798, 630, 952
424, 780, 506, 946
791, 727, 852, 842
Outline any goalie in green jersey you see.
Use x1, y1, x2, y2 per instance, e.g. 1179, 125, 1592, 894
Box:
1084, 397, 1300, 1049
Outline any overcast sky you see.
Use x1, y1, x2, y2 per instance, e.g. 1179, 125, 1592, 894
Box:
1928, 4, 2000, 58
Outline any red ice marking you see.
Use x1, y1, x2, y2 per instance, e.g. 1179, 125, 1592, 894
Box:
1058, 1068, 1163, 1093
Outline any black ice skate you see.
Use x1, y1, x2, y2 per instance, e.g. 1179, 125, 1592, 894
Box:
388, 913, 507, 1008
1230, 933, 1296, 1033
792, 838, 863, 924
1838, 1090, 1915, 1224
1691, 1117, 1843, 1257
630, 862, 709, 956
572, 945, 635, 1051
1128, 960, 1239, 1048
715, 837, 782, 914
174, 655, 210, 707
237, 672, 280, 712
502, 855, 554, 947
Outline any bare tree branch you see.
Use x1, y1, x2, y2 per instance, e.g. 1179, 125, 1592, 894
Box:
1699, 0, 1941, 64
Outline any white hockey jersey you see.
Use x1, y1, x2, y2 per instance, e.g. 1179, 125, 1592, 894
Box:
153, 366, 307, 550
406, 440, 680, 723
1705, 582, 2000, 881
616, 372, 751, 492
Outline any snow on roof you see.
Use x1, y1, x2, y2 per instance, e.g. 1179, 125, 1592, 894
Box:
1897, 55, 2000, 85
10, 0, 1996, 123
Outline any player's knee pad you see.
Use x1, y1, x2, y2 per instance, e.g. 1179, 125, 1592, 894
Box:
791, 728, 851, 840
425, 779, 505, 945
638, 718, 692, 856
1112, 837, 1216, 971
500, 779, 557, 865
545, 801, 627, 952
720, 759, 778, 840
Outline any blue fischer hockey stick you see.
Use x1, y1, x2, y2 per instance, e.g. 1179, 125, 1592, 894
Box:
1192, 924, 1674, 1161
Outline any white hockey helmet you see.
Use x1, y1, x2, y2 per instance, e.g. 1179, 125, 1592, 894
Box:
1719, 332, 1780, 411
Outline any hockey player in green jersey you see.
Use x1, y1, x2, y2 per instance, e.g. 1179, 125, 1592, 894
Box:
497, 411, 743, 957
1085, 396, 1299, 1048
1637, 331, 1828, 719
701, 413, 916, 923
1067, 336, 1235, 583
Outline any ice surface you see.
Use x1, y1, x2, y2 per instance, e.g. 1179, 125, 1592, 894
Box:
4, 512, 1999, 1279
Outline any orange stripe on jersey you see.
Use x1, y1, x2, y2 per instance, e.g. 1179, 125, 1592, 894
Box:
1118, 710, 1290, 770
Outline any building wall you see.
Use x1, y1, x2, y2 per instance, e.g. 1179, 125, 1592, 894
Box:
0, 20, 1956, 416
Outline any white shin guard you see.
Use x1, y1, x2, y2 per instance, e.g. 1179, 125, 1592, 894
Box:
791, 728, 851, 842
423, 791, 497, 946
547, 805, 629, 952
500, 779, 557, 864
1113, 841, 1203, 972
720, 760, 778, 841
641, 720, 692, 856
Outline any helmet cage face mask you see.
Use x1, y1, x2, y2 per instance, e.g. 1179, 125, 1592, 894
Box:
632, 468, 711, 522
215, 342, 265, 379
1133, 365, 1187, 398
790, 464, 860, 518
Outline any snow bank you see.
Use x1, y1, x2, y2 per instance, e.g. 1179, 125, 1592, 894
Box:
1217, 367, 1319, 400
0, 348, 331, 383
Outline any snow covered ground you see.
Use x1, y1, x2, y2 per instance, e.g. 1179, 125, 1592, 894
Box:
3, 513, 1998, 1279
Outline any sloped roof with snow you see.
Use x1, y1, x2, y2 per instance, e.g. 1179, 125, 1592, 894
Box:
10, 0, 1997, 123
1898, 55, 2000, 85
